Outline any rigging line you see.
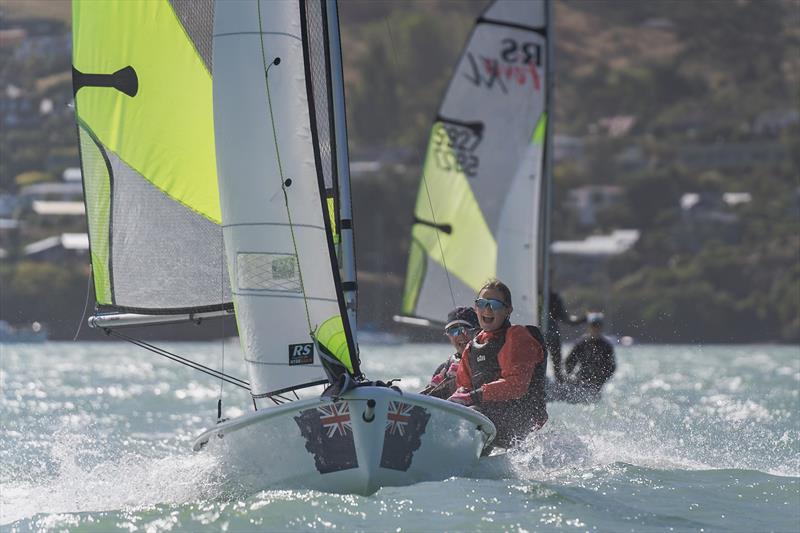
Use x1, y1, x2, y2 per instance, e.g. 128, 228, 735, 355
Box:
218, 214, 226, 411
72, 263, 94, 341
106, 329, 251, 390
422, 171, 457, 308
257, 0, 313, 335
123, 335, 249, 388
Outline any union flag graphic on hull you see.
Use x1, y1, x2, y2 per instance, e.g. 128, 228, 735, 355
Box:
294, 401, 358, 474
380, 401, 431, 471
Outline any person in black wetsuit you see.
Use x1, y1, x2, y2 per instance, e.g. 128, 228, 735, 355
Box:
549, 312, 616, 403
544, 291, 586, 383
420, 306, 479, 399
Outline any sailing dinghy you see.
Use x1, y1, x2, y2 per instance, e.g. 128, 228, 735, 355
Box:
72, 0, 494, 496
399, 0, 553, 331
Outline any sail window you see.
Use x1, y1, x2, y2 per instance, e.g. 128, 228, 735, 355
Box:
236, 253, 301, 292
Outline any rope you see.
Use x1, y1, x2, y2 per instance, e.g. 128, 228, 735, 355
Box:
422, 172, 457, 308
72, 264, 94, 341
257, 0, 313, 335
105, 328, 250, 390
218, 213, 226, 416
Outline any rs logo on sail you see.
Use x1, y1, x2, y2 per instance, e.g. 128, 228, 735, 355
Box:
288, 343, 314, 365
462, 38, 543, 93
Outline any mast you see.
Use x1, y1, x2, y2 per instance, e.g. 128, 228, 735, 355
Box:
540, 0, 554, 334
326, 0, 358, 343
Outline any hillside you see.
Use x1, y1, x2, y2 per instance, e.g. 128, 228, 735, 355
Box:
0, 0, 797, 342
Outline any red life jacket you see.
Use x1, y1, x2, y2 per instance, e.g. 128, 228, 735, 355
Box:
467, 325, 548, 426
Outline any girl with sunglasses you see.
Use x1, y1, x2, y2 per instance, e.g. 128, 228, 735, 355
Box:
447, 279, 548, 448
421, 306, 479, 399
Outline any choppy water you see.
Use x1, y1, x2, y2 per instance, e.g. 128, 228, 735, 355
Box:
1, 341, 798, 532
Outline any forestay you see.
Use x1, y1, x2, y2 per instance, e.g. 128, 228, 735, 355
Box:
212, 0, 358, 397
72, 0, 230, 315
401, 0, 549, 326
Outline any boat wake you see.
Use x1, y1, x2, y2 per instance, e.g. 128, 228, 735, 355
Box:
469, 422, 592, 481
0, 427, 226, 526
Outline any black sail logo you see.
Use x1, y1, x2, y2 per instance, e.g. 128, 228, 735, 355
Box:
73, 65, 139, 97
432, 116, 484, 178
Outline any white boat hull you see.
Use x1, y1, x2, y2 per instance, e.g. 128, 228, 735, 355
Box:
193, 386, 495, 495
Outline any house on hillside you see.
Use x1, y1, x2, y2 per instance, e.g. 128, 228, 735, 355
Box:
19, 181, 83, 202
550, 230, 641, 286
672, 192, 750, 252
24, 233, 88, 262
62, 168, 81, 182
564, 185, 625, 226
554, 135, 585, 164
0, 84, 38, 127
0, 28, 27, 48
590, 115, 637, 138
753, 109, 800, 137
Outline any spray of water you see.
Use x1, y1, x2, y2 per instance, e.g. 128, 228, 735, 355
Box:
1, 425, 226, 525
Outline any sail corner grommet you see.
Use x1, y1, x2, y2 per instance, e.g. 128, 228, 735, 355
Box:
362, 399, 376, 422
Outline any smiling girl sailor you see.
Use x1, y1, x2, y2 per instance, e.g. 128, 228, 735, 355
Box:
421, 306, 480, 399
448, 279, 548, 448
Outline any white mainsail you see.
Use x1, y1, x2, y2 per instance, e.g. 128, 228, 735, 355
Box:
212, 0, 358, 397
401, 0, 550, 327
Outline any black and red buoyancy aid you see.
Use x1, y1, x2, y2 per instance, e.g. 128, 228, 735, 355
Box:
467, 325, 548, 426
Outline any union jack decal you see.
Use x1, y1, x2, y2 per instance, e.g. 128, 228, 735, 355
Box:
318, 401, 352, 437
380, 401, 430, 471
295, 400, 358, 474
386, 401, 414, 436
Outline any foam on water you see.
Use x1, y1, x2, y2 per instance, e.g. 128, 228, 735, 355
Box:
0, 425, 225, 525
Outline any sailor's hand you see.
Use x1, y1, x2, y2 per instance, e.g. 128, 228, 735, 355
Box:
447, 388, 474, 406
445, 361, 460, 378
430, 373, 445, 386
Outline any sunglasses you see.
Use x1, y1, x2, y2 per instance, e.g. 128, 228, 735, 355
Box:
445, 325, 475, 337
474, 298, 507, 310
